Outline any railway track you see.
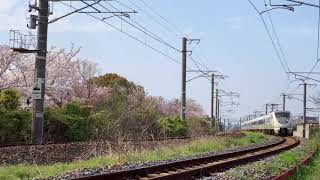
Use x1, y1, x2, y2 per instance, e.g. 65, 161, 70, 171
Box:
74, 137, 299, 180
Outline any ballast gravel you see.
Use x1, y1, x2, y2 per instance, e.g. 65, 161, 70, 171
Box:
200, 138, 307, 180
43, 136, 280, 180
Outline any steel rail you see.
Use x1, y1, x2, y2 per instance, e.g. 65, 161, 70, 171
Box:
73, 137, 299, 180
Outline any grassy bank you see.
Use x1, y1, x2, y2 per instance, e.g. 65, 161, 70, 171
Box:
0, 131, 266, 180
290, 151, 320, 180
290, 128, 320, 180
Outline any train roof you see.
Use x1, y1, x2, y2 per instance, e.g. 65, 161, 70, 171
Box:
242, 111, 291, 124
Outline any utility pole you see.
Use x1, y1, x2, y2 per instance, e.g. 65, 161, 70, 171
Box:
181, 37, 187, 120
227, 118, 230, 131
303, 82, 307, 138
265, 104, 268, 115
215, 89, 219, 129
211, 74, 215, 127
281, 94, 287, 111
180, 37, 200, 120
215, 89, 219, 120
298, 82, 316, 138
210, 74, 225, 128
32, 0, 49, 144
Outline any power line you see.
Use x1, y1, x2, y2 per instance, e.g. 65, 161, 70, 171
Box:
247, 0, 289, 74
58, 1, 181, 64
101, 1, 214, 74
59, 1, 215, 79
122, 0, 181, 38
305, 0, 320, 80
192, 47, 225, 75
122, 0, 217, 76
113, 0, 136, 12
137, 0, 183, 37
264, 0, 291, 72
98, 1, 181, 53
189, 56, 211, 81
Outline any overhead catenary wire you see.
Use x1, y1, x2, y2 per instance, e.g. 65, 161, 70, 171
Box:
98, 1, 181, 53
137, 0, 183, 37
58, 1, 181, 64
122, 0, 181, 38
247, 0, 289, 75
189, 56, 211, 81
127, 0, 224, 76
118, 0, 220, 75
99, 1, 216, 73
58, 0, 219, 81
263, 0, 291, 72
305, 0, 320, 80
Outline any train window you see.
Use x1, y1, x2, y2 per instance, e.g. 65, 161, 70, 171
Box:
275, 112, 290, 118
266, 118, 270, 124
258, 120, 264, 124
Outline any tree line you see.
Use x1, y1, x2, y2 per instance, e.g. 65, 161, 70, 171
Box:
0, 45, 212, 144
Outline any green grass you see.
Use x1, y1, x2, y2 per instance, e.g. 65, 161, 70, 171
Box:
290, 151, 320, 180
0, 131, 266, 180
290, 128, 320, 180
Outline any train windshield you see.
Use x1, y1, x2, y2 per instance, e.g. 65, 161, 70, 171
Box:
275, 112, 290, 124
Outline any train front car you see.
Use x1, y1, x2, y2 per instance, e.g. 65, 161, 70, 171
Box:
273, 111, 292, 135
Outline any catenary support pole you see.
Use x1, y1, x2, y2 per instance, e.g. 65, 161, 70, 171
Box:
282, 94, 286, 111
211, 73, 215, 127
215, 89, 219, 130
181, 37, 187, 120
265, 104, 268, 115
303, 82, 307, 138
32, 0, 49, 144
227, 118, 229, 131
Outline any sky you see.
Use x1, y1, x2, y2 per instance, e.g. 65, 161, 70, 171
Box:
1, 0, 320, 123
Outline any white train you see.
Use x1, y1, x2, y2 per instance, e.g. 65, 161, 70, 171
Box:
241, 111, 293, 135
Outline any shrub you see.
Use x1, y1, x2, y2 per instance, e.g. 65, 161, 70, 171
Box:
0, 109, 31, 144
44, 101, 93, 142
0, 89, 21, 110
89, 89, 161, 141
0, 89, 31, 144
157, 117, 188, 137
187, 117, 212, 137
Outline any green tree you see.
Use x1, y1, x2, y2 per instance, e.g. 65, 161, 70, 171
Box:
44, 101, 93, 142
91, 73, 144, 95
0, 89, 21, 110
158, 117, 188, 137
0, 89, 32, 144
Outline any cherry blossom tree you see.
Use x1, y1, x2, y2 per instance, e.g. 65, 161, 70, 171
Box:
0, 45, 99, 108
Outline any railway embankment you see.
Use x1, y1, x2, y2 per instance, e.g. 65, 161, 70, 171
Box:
0, 131, 269, 180
289, 129, 320, 180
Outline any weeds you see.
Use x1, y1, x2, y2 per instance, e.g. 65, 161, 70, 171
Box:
0, 132, 265, 180
290, 127, 320, 180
